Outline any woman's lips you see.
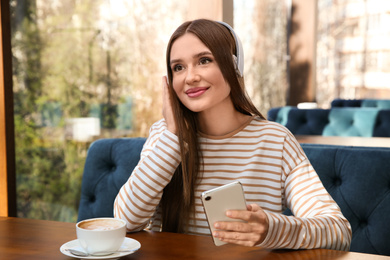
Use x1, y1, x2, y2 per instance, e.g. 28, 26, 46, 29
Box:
185, 87, 209, 98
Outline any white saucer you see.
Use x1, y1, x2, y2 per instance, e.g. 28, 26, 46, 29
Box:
60, 237, 141, 260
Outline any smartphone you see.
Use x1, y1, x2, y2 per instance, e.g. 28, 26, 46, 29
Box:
200, 181, 247, 246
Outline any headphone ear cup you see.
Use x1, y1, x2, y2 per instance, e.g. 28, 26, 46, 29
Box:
216, 21, 244, 78
234, 37, 244, 78
232, 55, 240, 77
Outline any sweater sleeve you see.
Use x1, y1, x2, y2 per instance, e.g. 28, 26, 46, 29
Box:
113, 120, 181, 232
258, 134, 352, 251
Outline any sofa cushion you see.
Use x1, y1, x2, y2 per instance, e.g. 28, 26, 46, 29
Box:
322, 108, 379, 137
301, 144, 390, 256
275, 106, 292, 125
331, 99, 362, 107
285, 108, 330, 135
331, 99, 390, 109
362, 99, 390, 109
267, 107, 296, 126
267, 107, 279, 122
78, 137, 147, 221
373, 110, 390, 137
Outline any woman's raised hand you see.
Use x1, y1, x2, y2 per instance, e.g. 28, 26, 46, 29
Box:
162, 76, 177, 134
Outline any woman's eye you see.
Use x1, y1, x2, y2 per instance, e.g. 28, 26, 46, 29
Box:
199, 57, 212, 65
173, 64, 184, 72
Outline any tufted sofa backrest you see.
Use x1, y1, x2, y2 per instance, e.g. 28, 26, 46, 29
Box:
77, 137, 147, 222
331, 99, 363, 107
267, 106, 292, 125
373, 110, 390, 137
268, 107, 331, 135
285, 108, 330, 135
361, 99, 390, 109
267, 107, 390, 137
331, 99, 390, 109
322, 108, 379, 137
301, 144, 390, 256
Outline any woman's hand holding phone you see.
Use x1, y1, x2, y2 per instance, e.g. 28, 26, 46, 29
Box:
162, 76, 177, 134
201, 182, 269, 247
212, 203, 269, 247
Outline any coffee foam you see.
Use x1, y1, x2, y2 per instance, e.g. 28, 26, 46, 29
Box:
79, 219, 123, 231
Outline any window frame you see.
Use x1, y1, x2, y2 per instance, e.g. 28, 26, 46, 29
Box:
0, 0, 16, 217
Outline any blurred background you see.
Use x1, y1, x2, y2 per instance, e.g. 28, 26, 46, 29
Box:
2, 0, 389, 222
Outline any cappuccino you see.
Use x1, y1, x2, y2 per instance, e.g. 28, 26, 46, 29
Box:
78, 218, 123, 231
76, 217, 126, 254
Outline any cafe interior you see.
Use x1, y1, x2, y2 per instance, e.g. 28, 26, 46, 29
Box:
1, 0, 390, 259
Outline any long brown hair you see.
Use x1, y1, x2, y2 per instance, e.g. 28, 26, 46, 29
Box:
161, 19, 265, 233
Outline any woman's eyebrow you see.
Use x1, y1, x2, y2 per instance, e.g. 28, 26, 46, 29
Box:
170, 58, 182, 66
170, 51, 213, 66
194, 51, 213, 58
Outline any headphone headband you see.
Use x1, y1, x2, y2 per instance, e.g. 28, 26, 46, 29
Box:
216, 21, 244, 77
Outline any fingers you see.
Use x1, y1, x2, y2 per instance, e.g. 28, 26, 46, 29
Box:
162, 76, 169, 117
213, 230, 262, 247
214, 218, 267, 235
225, 204, 265, 222
214, 220, 250, 232
213, 204, 269, 246
162, 76, 169, 112
162, 76, 177, 134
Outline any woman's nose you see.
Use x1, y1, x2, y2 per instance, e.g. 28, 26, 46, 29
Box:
185, 67, 200, 84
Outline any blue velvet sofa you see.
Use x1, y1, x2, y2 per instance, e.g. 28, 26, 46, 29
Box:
331, 99, 390, 109
267, 107, 390, 137
78, 138, 390, 256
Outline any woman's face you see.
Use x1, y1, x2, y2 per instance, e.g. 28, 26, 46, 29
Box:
169, 33, 232, 115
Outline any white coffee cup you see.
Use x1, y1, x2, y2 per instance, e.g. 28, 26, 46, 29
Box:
76, 217, 126, 255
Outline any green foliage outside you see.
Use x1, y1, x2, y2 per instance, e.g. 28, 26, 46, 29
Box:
10, 0, 187, 222
14, 113, 86, 221
11, 1, 90, 222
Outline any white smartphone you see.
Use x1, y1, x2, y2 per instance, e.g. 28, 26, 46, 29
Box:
200, 181, 247, 246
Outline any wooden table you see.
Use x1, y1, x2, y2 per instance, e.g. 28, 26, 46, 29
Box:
296, 135, 390, 147
1, 217, 389, 260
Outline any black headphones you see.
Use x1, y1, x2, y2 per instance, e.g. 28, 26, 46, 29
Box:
216, 21, 244, 78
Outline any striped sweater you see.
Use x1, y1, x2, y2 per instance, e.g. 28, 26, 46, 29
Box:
114, 116, 351, 250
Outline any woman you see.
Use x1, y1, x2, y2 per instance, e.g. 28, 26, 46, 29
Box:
114, 19, 351, 250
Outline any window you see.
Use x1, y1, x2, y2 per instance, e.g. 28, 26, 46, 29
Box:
10, 0, 189, 221
316, 0, 390, 103
8, 0, 288, 222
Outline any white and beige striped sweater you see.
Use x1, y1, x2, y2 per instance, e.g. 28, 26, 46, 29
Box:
114, 117, 351, 250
